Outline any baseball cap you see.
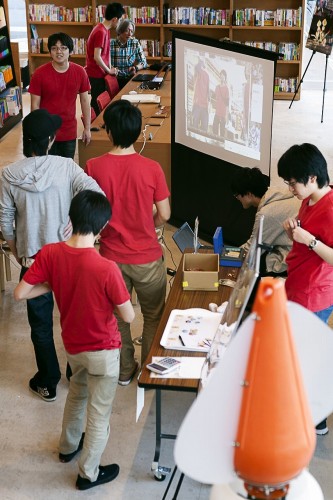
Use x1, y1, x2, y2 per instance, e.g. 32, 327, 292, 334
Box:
22, 109, 62, 140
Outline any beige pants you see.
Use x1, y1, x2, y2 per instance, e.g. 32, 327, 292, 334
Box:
116, 258, 166, 378
59, 349, 120, 481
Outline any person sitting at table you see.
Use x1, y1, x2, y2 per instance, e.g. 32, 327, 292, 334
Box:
110, 18, 148, 89
231, 166, 300, 277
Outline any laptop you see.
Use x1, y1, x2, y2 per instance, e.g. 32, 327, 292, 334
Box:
172, 222, 215, 253
132, 73, 155, 82
140, 64, 171, 91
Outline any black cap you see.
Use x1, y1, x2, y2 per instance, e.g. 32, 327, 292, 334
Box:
23, 109, 62, 140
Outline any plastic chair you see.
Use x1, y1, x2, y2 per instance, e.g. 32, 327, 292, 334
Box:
105, 75, 120, 101
97, 90, 111, 114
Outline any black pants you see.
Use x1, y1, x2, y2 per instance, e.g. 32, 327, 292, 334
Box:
89, 76, 106, 116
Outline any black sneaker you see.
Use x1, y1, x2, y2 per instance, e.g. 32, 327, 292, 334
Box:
29, 378, 56, 402
59, 433, 85, 463
76, 464, 120, 491
316, 419, 329, 436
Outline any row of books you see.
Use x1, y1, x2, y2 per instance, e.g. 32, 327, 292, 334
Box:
0, 65, 13, 90
163, 7, 230, 25
244, 41, 300, 60
140, 39, 160, 57
31, 38, 86, 55
0, 86, 22, 128
233, 8, 302, 27
274, 77, 298, 93
123, 6, 160, 24
0, 35, 9, 61
28, 5, 93, 22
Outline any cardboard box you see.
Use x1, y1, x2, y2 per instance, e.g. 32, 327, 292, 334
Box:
182, 253, 219, 291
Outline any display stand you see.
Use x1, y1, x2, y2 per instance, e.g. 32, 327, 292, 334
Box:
289, 50, 329, 123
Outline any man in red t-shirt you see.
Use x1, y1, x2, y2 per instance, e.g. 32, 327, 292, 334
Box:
86, 100, 171, 385
85, 3, 125, 115
15, 190, 135, 491
29, 32, 91, 159
212, 69, 229, 138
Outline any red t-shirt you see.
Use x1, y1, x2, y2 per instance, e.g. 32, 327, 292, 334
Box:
193, 68, 209, 108
86, 153, 170, 264
86, 23, 110, 78
24, 242, 130, 354
29, 62, 90, 142
286, 189, 333, 312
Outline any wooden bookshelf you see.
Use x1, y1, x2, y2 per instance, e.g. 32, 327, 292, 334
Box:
25, 0, 305, 100
0, 0, 23, 140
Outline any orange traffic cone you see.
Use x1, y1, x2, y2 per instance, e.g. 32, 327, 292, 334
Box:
234, 278, 316, 498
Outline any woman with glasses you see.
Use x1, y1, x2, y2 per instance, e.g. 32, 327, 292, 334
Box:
110, 18, 148, 89
279, 143, 333, 436
29, 32, 91, 159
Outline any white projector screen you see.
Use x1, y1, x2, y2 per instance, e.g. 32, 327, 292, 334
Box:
174, 37, 276, 175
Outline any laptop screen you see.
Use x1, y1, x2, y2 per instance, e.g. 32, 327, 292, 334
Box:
172, 222, 196, 253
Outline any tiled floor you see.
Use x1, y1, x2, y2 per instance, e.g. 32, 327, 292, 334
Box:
0, 89, 333, 499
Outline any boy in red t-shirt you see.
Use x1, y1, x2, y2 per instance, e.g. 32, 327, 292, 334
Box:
14, 190, 135, 491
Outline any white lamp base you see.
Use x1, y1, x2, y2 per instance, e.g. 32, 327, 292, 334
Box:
210, 470, 323, 500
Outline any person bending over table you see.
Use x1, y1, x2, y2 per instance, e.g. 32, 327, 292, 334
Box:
110, 18, 148, 89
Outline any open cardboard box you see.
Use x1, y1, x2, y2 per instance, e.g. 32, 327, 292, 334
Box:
182, 253, 219, 291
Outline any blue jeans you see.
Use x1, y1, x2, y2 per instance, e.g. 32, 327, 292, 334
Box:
48, 139, 76, 159
20, 267, 61, 389
314, 305, 333, 324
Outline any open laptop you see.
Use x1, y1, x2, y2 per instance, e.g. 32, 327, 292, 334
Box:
172, 222, 213, 253
140, 64, 171, 91
132, 73, 155, 82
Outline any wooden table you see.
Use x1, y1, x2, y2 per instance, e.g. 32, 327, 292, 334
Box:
138, 253, 237, 479
78, 71, 172, 189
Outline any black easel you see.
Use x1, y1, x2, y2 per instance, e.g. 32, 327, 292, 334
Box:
289, 50, 329, 123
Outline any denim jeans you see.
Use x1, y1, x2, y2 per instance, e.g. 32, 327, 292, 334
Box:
314, 305, 333, 324
20, 267, 61, 389
48, 139, 76, 159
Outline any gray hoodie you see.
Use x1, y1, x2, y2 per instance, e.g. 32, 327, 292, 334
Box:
0, 155, 103, 258
242, 186, 301, 273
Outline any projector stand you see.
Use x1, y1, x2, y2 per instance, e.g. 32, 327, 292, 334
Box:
289, 50, 329, 123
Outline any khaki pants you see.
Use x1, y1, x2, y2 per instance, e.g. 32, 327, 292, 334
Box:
59, 349, 120, 481
116, 258, 166, 378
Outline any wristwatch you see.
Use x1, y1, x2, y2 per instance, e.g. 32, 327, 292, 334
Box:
135, 65, 140, 72
308, 238, 318, 250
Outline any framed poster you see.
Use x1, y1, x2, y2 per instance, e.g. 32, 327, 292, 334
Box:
306, 0, 333, 55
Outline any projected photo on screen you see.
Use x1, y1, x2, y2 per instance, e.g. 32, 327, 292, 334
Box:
174, 36, 276, 174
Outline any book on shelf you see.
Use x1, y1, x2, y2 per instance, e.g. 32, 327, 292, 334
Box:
30, 24, 38, 40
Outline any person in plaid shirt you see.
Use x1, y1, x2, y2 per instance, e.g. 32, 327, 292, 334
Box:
110, 18, 148, 89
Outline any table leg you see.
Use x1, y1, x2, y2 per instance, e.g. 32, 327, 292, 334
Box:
151, 389, 176, 481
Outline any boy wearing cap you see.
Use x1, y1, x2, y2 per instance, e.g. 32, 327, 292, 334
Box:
29, 32, 91, 159
15, 190, 135, 490
0, 109, 103, 402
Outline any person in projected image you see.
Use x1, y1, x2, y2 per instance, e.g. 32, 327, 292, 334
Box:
212, 69, 229, 138
231, 167, 300, 278
191, 59, 210, 132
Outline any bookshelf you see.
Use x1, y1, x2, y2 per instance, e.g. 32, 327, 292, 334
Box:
25, 0, 305, 100
0, 0, 23, 140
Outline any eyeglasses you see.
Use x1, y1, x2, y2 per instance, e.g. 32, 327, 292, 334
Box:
50, 45, 69, 52
283, 180, 298, 188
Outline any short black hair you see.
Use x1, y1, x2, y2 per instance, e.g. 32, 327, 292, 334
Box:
23, 136, 55, 158
105, 2, 125, 20
230, 167, 270, 198
69, 191, 111, 236
278, 143, 330, 189
103, 100, 141, 148
48, 32, 74, 53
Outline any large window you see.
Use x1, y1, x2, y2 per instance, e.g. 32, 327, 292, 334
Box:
8, 0, 28, 54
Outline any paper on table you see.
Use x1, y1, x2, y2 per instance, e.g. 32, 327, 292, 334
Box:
149, 357, 205, 379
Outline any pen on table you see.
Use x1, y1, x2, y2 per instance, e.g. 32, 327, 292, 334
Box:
179, 335, 185, 346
